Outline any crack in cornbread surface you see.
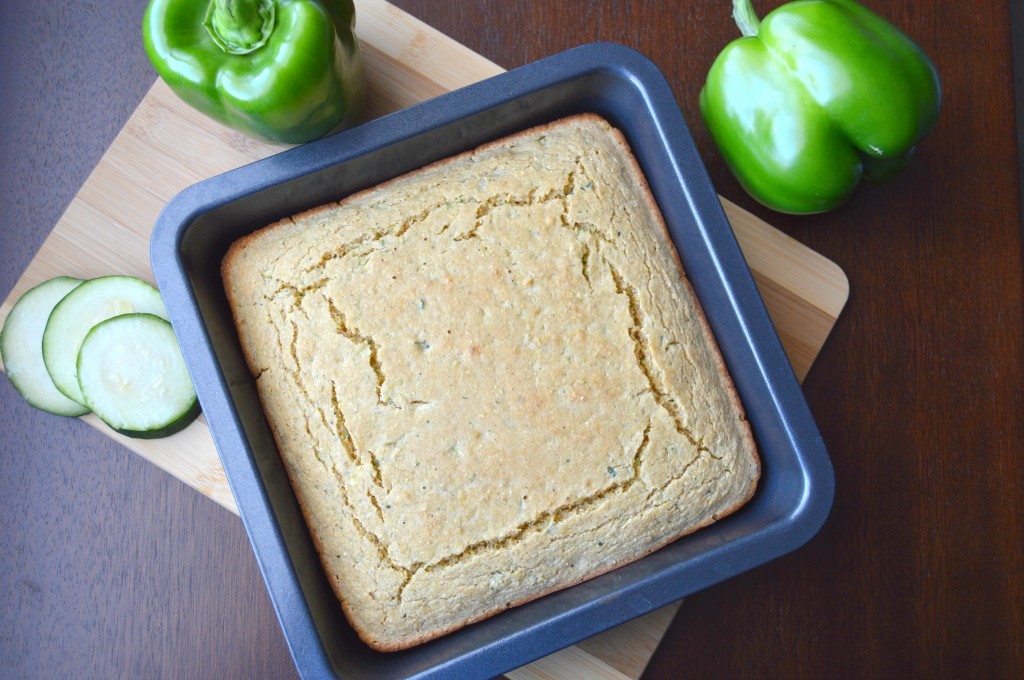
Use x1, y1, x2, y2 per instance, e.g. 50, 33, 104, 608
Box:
222, 114, 759, 651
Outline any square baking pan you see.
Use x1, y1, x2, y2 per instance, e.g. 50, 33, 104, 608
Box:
150, 42, 834, 679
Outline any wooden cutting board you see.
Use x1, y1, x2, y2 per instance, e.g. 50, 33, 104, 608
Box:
0, 0, 848, 677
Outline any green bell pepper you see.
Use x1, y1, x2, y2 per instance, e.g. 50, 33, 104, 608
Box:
700, 0, 941, 214
143, 0, 365, 144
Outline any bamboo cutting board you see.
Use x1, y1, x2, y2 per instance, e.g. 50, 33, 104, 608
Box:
0, 0, 848, 677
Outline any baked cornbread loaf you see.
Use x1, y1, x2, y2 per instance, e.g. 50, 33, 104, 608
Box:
222, 114, 759, 651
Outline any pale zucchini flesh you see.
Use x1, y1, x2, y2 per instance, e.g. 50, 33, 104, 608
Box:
0, 277, 89, 416
42, 275, 168, 406
77, 313, 199, 438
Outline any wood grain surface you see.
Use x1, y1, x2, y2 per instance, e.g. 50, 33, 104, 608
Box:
1, 0, 1022, 678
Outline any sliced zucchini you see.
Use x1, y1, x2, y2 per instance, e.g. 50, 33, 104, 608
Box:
77, 313, 199, 438
0, 277, 90, 416
42, 275, 168, 406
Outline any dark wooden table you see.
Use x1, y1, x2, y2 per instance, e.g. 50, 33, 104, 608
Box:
2, 1, 1021, 677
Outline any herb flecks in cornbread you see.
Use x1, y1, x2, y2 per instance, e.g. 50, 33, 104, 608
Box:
223, 114, 759, 651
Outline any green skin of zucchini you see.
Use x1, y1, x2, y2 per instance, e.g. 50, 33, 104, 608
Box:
110, 400, 201, 439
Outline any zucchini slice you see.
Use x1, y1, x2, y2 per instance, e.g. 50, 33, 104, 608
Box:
42, 275, 168, 406
0, 277, 90, 416
77, 313, 199, 438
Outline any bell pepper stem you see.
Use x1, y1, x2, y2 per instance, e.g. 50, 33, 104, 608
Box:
205, 0, 276, 55
732, 0, 761, 37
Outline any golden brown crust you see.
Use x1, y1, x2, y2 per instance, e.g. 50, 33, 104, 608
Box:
222, 114, 759, 651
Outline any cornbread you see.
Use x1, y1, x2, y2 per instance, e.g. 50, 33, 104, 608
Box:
222, 114, 760, 651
